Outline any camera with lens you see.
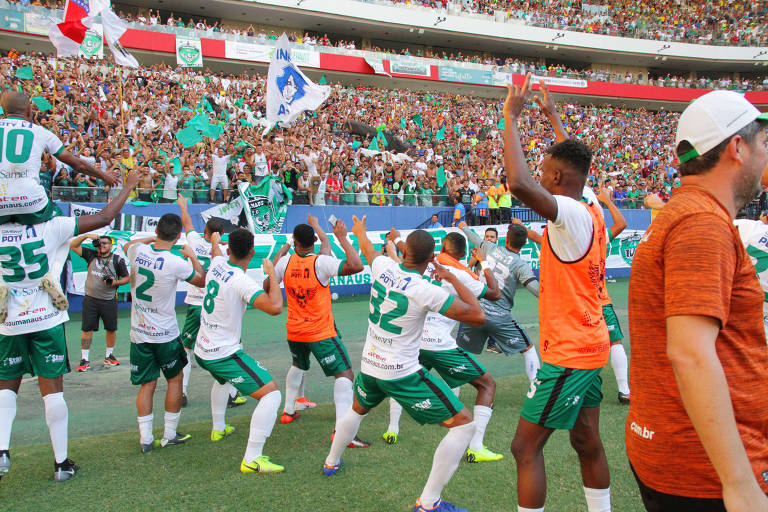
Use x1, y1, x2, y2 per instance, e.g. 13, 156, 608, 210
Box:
92, 240, 102, 248
103, 276, 114, 286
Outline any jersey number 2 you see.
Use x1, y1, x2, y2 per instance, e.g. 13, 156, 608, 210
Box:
135, 268, 155, 301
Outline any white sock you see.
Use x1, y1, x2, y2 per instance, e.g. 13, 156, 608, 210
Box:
610, 344, 630, 395
210, 382, 229, 432
523, 347, 540, 382
518, 507, 545, 512
584, 487, 611, 512
452, 386, 461, 397
0, 389, 17, 450
228, 383, 238, 399
283, 366, 305, 415
297, 372, 306, 399
43, 392, 68, 464
419, 421, 475, 507
325, 410, 366, 466
333, 377, 353, 431
387, 398, 402, 434
81, 349, 89, 361
163, 411, 181, 441
469, 405, 492, 451
182, 348, 193, 394
137, 414, 154, 445
105, 346, 114, 358
243, 390, 280, 463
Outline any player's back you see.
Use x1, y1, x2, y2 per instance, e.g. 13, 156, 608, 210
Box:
0, 117, 62, 216
481, 242, 531, 313
128, 243, 193, 343
361, 256, 452, 380
196, 256, 263, 360
0, 217, 76, 335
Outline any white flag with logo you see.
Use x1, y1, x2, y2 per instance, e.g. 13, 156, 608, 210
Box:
266, 33, 329, 125
176, 37, 203, 67
101, 6, 139, 68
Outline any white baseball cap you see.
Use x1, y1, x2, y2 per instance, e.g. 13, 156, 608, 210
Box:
675, 90, 768, 163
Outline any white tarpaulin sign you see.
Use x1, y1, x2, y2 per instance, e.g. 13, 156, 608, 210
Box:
176, 36, 203, 67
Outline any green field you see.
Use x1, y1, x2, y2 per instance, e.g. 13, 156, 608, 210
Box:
3, 280, 643, 511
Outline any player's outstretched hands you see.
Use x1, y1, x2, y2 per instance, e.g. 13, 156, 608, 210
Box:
176, 194, 188, 207
533, 81, 557, 119
503, 72, 532, 121
351, 215, 367, 236
644, 193, 666, 210
431, 258, 452, 282
597, 186, 612, 206
262, 258, 276, 276
457, 221, 468, 229
333, 219, 348, 239
471, 247, 485, 262
124, 169, 141, 189
386, 227, 401, 242
385, 240, 402, 263
102, 168, 120, 187
511, 217, 523, 225
179, 244, 195, 260
210, 232, 221, 246
306, 214, 320, 228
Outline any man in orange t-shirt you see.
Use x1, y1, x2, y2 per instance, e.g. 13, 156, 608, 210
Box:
265, 215, 370, 447
628, 91, 768, 511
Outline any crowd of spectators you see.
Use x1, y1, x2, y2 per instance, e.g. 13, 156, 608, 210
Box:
1, 50, 687, 212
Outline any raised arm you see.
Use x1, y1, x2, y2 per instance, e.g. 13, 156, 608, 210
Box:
179, 244, 206, 288
431, 260, 485, 326
598, 186, 627, 240
351, 215, 380, 265
69, 233, 98, 256
512, 218, 542, 245
307, 214, 331, 256
77, 169, 141, 233
253, 258, 283, 315
209, 232, 223, 260
56, 150, 118, 187
503, 74, 558, 222
471, 247, 501, 301
333, 219, 364, 275
458, 221, 483, 247
533, 82, 569, 143
122, 236, 156, 256
177, 194, 195, 233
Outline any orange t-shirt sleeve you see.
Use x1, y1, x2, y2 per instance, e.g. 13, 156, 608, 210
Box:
664, 213, 736, 327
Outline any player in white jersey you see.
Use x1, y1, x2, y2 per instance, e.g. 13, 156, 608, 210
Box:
735, 215, 768, 340
382, 230, 509, 464
0, 170, 140, 482
176, 196, 245, 408
122, 214, 206, 453
323, 216, 486, 512
195, 228, 285, 473
0, 92, 117, 224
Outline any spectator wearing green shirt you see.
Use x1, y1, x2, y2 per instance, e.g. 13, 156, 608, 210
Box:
178, 166, 196, 201
193, 168, 210, 204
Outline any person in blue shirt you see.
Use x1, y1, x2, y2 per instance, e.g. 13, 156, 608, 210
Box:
426, 214, 442, 229
451, 195, 466, 227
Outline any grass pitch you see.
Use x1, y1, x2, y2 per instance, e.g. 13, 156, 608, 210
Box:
3, 279, 643, 511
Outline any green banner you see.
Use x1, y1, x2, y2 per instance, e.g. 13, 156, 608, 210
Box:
237, 178, 293, 234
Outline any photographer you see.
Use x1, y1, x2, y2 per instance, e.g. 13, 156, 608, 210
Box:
69, 234, 130, 372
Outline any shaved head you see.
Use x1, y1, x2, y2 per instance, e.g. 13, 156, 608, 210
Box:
0, 92, 31, 118
405, 230, 435, 265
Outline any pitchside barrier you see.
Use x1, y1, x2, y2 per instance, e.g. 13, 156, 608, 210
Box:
62, 203, 651, 313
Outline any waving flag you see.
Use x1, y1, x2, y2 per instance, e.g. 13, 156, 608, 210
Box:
266, 33, 329, 125
48, 0, 107, 57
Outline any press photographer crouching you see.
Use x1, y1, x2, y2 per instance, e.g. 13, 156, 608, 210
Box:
69, 234, 130, 372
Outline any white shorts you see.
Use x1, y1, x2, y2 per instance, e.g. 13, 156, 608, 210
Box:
210, 175, 228, 191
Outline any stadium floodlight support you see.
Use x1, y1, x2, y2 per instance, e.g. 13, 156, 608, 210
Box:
551, 32, 564, 42
656, 44, 671, 53
434, 16, 447, 26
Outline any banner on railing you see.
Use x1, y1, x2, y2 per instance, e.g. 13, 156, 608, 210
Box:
493, 72, 588, 88
438, 65, 493, 85
70, 203, 160, 232
176, 36, 203, 67
66, 224, 643, 296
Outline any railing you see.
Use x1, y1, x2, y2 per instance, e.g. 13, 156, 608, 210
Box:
3, 0, 766, 90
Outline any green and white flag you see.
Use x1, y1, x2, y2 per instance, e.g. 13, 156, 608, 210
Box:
79, 24, 104, 59
176, 37, 203, 68
237, 178, 292, 234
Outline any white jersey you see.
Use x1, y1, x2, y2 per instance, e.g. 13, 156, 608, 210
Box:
0, 217, 76, 335
253, 152, 269, 177
183, 231, 225, 306
421, 264, 486, 351
211, 154, 230, 177
195, 256, 264, 360
128, 243, 194, 344
734, 219, 768, 338
0, 117, 64, 217
361, 256, 452, 380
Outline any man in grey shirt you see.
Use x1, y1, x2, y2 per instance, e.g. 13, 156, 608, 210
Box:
457, 221, 541, 383
69, 234, 130, 371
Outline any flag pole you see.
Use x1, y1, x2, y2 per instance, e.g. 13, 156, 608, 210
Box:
53, 55, 58, 109
117, 65, 124, 138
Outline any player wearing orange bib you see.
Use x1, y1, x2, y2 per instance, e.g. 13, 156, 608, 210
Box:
266, 215, 370, 447
504, 76, 612, 512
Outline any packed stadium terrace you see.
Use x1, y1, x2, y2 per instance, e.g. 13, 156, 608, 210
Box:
0, 51, 681, 208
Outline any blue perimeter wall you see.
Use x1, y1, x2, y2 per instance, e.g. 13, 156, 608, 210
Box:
57, 202, 650, 312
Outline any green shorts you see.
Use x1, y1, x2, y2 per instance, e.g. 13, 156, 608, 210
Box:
0, 200, 63, 225
0, 324, 68, 380
196, 350, 273, 396
354, 368, 465, 425
287, 336, 351, 377
418, 347, 486, 389
521, 362, 603, 430
180, 305, 202, 349
129, 338, 187, 385
602, 304, 624, 343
